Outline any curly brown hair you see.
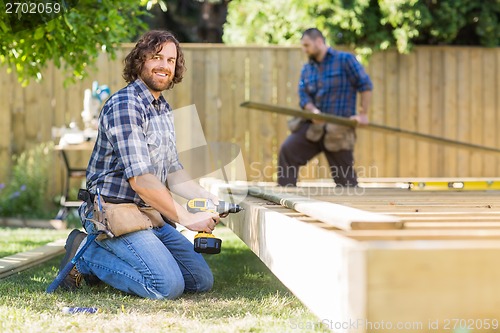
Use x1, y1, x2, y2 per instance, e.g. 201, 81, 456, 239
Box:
123, 30, 185, 89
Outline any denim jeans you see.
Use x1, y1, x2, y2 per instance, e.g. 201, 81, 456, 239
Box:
75, 212, 214, 300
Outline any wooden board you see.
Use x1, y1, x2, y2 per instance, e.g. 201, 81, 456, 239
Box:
202, 178, 500, 332
248, 187, 402, 230
240, 101, 500, 155
0, 239, 65, 279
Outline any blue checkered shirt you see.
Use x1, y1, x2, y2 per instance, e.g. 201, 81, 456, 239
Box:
299, 48, 373, 117
84, 79, 183, 205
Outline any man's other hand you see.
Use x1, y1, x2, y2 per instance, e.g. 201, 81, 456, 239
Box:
311, 107, 325, 125
181, 211, 220, 233
350, 113, 369, 126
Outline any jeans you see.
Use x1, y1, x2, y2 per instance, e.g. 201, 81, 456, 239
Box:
75, 211, 213, 300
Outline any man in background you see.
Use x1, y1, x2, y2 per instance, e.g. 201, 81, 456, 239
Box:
278, 28, 373, 187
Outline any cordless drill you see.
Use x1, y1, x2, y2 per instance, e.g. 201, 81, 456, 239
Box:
186, 198, 243, 254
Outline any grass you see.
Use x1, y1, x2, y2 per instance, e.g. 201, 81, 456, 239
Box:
0, 226, 328, 333
0, 227, 70, 257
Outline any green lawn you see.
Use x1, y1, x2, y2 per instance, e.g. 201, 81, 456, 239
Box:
0, 226, 327, 333
0, 227, 70, 257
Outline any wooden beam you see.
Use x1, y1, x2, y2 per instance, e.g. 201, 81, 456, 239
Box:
0, 239, 65, 279
201, 178, 500, 331
248, 187, 402, 230
220, 195, 367, 324
241, 101, 500, 155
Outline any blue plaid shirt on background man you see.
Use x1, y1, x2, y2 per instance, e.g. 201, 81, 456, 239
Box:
299, 47, 373, 118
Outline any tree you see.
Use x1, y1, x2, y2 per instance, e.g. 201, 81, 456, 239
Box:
0, 0, 148, 85
144, 0, 230, 43
223, 0, 500, 58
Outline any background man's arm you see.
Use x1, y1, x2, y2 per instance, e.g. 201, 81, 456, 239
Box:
345, 54, 373, 125
354, 90, 372, 125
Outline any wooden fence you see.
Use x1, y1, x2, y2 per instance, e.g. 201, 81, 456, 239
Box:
1, 45, 500, 192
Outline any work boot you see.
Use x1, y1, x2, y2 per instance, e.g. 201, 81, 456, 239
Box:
58, 229, 102, 290
58, 229, 86, 291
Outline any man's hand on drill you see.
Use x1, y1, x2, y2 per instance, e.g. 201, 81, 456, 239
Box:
180, 211, 220, 233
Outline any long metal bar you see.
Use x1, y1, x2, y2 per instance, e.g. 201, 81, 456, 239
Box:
241, 101, 500, 154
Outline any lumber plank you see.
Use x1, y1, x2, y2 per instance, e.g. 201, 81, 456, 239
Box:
248, 187, 402, 230
0, 239, 65, 279
202, 178, 500, 330
219, 194, 367, 323
240, 101, 500, 155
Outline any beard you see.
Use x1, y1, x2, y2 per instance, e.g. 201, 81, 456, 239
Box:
140, 67, 173, 93
305, 45, 322, 62
308, 50, 321, 62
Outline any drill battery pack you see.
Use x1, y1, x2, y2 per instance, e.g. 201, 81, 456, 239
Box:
194, 232, 222, 254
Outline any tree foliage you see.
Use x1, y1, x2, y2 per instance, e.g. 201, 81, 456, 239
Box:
0, 0, 148, 85
224, 0, 500, 57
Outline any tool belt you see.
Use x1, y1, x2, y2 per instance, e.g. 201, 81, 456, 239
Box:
78, 189, 170, 239
288, 119, 356, 152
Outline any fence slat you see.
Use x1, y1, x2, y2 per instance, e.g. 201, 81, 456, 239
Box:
443, 49, 458, 177
456, 49, 471, 177
470, 49, 483, 176
385, 51, 399, 177
430, 49, 444, 176
482, 49, 496, 177
369, 52, 386, 177
231, 49, 250, 180
497, 49, 500, 177
416, 48, 431, 177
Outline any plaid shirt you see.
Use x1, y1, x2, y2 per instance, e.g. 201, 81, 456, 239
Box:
299, 48, 373, 117
85, 79, 183, 205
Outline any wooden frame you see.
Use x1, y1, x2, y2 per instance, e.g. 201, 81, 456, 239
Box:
202, 178, 500, 332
